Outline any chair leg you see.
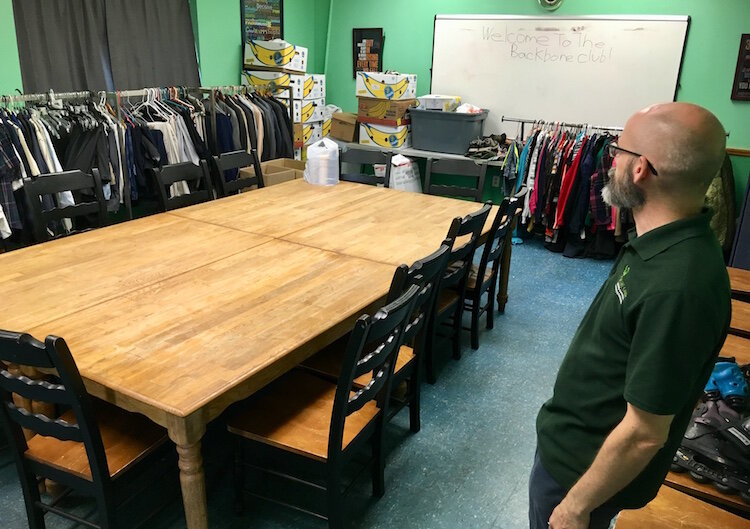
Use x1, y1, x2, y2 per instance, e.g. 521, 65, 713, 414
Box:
487, 281, 497, 330
327, 466, 344, 529
233, 439, 245, 515
20, 470, 46, 529
371, 425, 386, 498
452, 307, 463, 360
408, 378, 421, 433
470, 300, 480, 350
425, 330, 437, 385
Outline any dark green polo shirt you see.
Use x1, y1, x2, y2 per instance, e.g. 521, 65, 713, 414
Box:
536, 209, 730, 509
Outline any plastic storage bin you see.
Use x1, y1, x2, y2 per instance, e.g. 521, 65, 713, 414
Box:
409, 108, 488, 154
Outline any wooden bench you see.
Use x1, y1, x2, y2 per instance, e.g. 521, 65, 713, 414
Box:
723, 334, 750, 365
665, 469, 750, 514
731, 299, 750, 339
729, 267, 750, 303
615, 485, 750, 528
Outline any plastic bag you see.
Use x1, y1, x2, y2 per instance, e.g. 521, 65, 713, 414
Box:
304, 138, 339, 186
456, 103, 483, 114
374, 154, 422, 193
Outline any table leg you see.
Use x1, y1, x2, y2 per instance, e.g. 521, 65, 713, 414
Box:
168, 418, 208, 529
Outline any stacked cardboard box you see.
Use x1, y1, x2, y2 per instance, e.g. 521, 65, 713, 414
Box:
242, 38, 329, 161
239, 158, 306, 187
355, 72, 417, 149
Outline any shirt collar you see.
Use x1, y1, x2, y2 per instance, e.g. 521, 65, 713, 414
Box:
626, 208, 713, 261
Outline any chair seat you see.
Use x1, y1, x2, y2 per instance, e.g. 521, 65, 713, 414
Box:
465, 264, 490, 291
437, 291, 460, 315
302, 344, 416, 387
226, 370, 380, 462
25, 401, 168, 481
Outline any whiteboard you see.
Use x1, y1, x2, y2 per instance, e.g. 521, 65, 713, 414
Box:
431, 15, 690, 136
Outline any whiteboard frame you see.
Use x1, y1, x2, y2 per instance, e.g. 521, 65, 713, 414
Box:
429, 14, 691, 103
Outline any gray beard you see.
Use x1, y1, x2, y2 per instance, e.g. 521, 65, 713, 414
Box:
602, 167, 645, 210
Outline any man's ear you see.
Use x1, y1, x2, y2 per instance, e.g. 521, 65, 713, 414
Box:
632, 157, 650, 185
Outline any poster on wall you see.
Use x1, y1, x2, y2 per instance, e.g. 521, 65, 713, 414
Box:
242, 0, 283, 42
731, 33, 750, 101
353, 28, 384, 78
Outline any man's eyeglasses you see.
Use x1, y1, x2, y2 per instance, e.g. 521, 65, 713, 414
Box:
607, 143, 659, 176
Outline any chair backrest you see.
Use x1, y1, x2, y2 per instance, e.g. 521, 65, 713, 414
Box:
473, 197, 515, 295
0, 331, 111, 493
329, 282, 420, 457
388, 245, 452, 353
212, 150, 264, 197
424, 158, 488, 202
151, 160, 214, 211
340, 148, 392, 187
442, 203, 492, 291
23, 170, 107, 243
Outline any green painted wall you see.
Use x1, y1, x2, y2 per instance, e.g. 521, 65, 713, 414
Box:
192, 0, 329, 86
324, 0, 750, 202
0, 0, 23, 95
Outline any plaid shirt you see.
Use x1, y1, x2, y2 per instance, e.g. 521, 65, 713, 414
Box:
0, 125, 22, 230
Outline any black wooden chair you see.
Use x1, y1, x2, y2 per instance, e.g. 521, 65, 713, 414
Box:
300, 244, 451, 433
424, 158, 488, 202
425, 203, 492, 383
150, 161, 214, 212
226, 280, 420, 529
462, 196, 519, 349
0, 331, 176, 529
340, 147, 392, 187
211, 150, 264, 197
23, 170, 107, 244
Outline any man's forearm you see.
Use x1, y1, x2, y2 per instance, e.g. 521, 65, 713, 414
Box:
560, 417, 664, 516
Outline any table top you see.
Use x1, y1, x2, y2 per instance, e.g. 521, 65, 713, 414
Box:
282, 185, 498, 266
3, 179, 480, 421
171, 179, 389, 238
723, 334, 750, 365
26, 240, 393, 418
616, 485, 750, 528
1, 215, 270, 330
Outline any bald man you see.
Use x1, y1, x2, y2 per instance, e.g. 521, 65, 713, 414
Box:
529, 102, 731, 529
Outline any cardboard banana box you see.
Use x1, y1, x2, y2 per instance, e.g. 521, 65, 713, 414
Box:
355, 72, 417, 100
244, 39, 308, 73
281, 98, 325, 123
359, 123, 411, 149
357, 97, 417, 121
244, 72, 325, 100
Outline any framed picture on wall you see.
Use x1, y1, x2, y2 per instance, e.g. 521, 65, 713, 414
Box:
731, 33, 750, 101
242, 0, 283, 43
353, 28, 384, 78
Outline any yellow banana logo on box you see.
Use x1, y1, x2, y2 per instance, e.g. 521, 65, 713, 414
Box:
243, 72, 290, 95
322, 119, 331, 137
362, 124, 408, 148
303, 77, 315, 98
300, 101, 316, 122
361, 73, 410, 100
249, 40, 296, 67
303, 124, 313, 143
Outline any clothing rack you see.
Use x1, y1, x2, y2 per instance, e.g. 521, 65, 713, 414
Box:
199, 83, 294, 159
501, 115, 623, 140
0, 90, 95, 106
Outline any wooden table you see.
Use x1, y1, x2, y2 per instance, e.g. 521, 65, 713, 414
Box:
722, 334, 750, 365
2, 180, 491, 529
615, 485, 750, 528
729, 267, 750, 302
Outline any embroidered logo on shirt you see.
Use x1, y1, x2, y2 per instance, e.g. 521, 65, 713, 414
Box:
615, 265, 630, 304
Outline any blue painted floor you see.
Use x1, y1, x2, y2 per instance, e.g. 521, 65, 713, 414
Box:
0, 239, 612, 528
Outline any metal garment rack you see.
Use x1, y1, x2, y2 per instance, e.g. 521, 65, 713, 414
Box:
198, 83, 294, 157
501, 115, 623, 140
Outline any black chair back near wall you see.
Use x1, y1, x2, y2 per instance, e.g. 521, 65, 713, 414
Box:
424, 158, 487, 202
212, 150, 264, 197
340, 148, 392, 187
150, 160, 214, 211
23, 170, 107, 243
